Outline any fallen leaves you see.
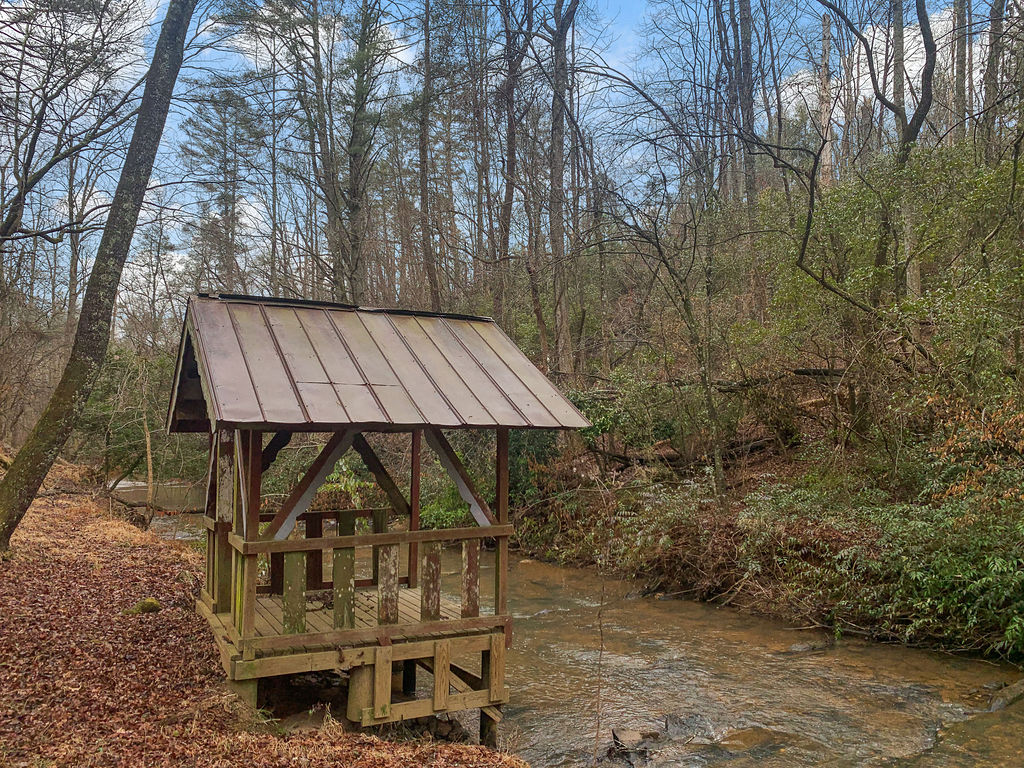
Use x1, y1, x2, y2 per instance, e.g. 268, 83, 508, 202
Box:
0, 496, 526, 768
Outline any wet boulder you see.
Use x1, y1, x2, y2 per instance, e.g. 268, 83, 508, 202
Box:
989, 678, 1024, 712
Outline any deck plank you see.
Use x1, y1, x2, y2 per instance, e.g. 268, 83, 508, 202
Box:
249, 587, 467, 656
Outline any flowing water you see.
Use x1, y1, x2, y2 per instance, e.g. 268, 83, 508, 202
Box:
150, 513, 1024, 767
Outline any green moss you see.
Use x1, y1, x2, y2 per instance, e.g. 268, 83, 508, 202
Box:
123, 597, 162, 615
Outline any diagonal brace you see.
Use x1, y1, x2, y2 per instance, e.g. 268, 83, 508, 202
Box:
352, 434, 411, 517
261, 430, 293, 472
425, 428, 497, 526
263, 430, 356, 541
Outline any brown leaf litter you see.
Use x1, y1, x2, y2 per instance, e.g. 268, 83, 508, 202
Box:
0, 495, 527, 768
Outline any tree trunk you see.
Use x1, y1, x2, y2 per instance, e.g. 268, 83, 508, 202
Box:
980, 0, 1006, 165
345, 0, 380, 304
549, 0, 578, 378
819, 13, 833, 185
953, 0, 967, 142
495, 0, 532, 325
419, 0, 441, 312
737, 0, 757, 222
0, 0, 196, 552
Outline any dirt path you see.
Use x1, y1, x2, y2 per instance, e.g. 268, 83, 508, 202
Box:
0, 495, 524, 768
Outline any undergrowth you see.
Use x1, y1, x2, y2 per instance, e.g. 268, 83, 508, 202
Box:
515, 400, 1024, 659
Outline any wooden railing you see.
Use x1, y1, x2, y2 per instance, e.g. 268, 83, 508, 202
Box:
225, 512, 511, 657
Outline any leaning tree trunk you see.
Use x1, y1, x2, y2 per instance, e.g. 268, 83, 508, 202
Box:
0, 0, 197, 552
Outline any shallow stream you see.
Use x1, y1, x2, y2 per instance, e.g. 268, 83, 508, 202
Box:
150, 513, 1024, 767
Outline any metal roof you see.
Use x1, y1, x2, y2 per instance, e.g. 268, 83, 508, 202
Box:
167, 294, 591, 433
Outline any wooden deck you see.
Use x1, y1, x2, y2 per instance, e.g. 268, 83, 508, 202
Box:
250, 587, 462, 643
198, 583, 509, 728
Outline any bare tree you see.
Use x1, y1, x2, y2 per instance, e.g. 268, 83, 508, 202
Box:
0, 0, 197, 551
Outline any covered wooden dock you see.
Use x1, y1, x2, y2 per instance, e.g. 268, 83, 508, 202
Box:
166, 293, 589, 744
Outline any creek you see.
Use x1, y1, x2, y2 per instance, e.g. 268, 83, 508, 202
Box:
148, 512, 1024, 767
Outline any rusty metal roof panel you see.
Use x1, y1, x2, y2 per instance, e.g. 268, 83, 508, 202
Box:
167, 294, 591, 432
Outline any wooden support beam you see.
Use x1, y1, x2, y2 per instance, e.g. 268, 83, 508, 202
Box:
263, 430, 355, 541
420, 541, 441, 621
480, 636, 503, 746
402, 660, 417, 695
283, 548, 306, 634
305, 515, 323, 589
372, 507, 386, 584
237, 431, 261, 652
488, 632, 505, 703
261, 430, 292, 472
204, 430, 216, 517
480, 707, 500, 748
215, 430, 235, 525
242, 615, 510, 655
425, 428, 497, 526
269, 553, 283, 594
230, 633, 499, 681
212, 430, 234, 612
359, 688, 508, 727
234, 431, 250, 536
378, 543, 399, 624
462, 540, 480, 618
333, 513, 355, 629
347, 665, 372, 723
433, 639, 450, 711
409, 429, 421, 588
352, 433, 411, 516
495, 427, 509, 616
231, 524, 513, 555
374, 645, 393, 720
419, 657, 504, 729
229, 678, 260, 710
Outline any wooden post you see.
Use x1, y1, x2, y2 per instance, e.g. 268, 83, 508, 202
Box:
204, 432, 216, 601
433, 639, 450, 711
374, 645, 393, 719
480, 634, 502, 747
269, 552, 283, 594
495, 428, 509, 616
283, 544, 306, 634
239, 431, 262, 655
371, 507, 386, 584
333, 512, 355, 629
378, 542, 399, 624
487, 632, 505, 702
482, 429, 509, 747
480, 707, 500, 747
229, 678, 260, 710
347, 665, 373, 723
408, 429, 421, 588
402, 660, 417, 695
230, 432, 245, 634
420, 541, 441, 620
212, 430, 234, 613
305, 513, 323, 589
462, 540, 480, 617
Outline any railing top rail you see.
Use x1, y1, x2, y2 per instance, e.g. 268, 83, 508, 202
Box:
230, 523, 513, 554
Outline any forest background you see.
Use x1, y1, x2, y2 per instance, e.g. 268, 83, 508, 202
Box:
2, 0, 1024, 657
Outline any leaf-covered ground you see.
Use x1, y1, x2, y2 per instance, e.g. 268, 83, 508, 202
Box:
0, 496, 526, 768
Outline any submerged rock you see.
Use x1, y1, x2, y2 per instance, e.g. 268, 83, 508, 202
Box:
612, 728, 645, 751
664, 712, 716, 743
718, 726, 777, 752
989, 678, 1024, 711
786, 635, 835, 653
